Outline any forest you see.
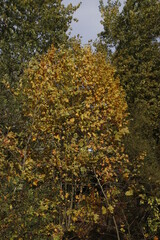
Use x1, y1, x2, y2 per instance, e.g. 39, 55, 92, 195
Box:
0, 0, 160, 239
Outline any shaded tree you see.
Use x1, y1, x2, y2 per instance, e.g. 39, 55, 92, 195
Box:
98, 0, 160, 173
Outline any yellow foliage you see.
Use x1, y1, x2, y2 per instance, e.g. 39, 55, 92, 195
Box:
15, 42, 130, 235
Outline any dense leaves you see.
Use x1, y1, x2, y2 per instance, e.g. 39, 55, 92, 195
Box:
0, 0, 78, 131
1, 42, 159, 239
98, 0, 160, 185
0, 43, 129, 239
0, 1, 160, 239
0, 0, 78, 77
98, 0, 160, 238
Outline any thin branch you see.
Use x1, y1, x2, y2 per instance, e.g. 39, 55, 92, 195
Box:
93, 167, 121, 240
122, 208, 131, 239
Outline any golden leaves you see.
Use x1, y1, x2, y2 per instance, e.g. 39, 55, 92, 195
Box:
14, 42, 131, 237
69, 118, 75, 124
54, 135, 61, 141
64, 98, 69, 103
22, 43, 128, 169
125, 189, 134, 197
102, 206, 107, 215
33, 179, 38, 186
32, 136, 37, 141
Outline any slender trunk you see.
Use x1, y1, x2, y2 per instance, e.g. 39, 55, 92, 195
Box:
93, 167, 121, 240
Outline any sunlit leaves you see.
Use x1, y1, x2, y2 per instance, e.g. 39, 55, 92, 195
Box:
16, 42, 129, 235
0, 42, 130, 238
0, 0, 79, 134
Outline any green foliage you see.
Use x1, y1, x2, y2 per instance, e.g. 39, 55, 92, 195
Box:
0, 0, 78, 77
0, 0, 79, 131
98, 0, 160, 177
98, 0, 160, 238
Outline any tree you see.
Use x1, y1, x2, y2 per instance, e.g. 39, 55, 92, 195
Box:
0, 0, 79, 132
1, 41, 160, 239
98, 0, 160, 172
0, 0, 78, 79
0, 42, 130, 239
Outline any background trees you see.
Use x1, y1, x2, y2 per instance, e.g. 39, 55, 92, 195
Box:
98, 0, 160, 180
0, 0, 78, 132
0, 0, 78, 78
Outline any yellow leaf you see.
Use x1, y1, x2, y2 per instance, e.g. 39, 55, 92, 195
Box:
102, 206, 107, 215
93, 213, 99, 222
108, 205, 114, 213
75, 195, 79, 200
82, 195, 86, 200
52, 149, 56, 155
65, 193, 69, 199
54, 135, 60, 141
86, 103, 90, 108
33, 180, 38, 186
32, 136, 36, 141
123, 173, 129, 179
64, 98, 69, 103
69, 118, 75, 124
125, 189, 134, 196
72, 216, 78, 222
120, 227, 125, 233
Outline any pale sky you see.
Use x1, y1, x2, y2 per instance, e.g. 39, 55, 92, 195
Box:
63, 0, 125, 44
